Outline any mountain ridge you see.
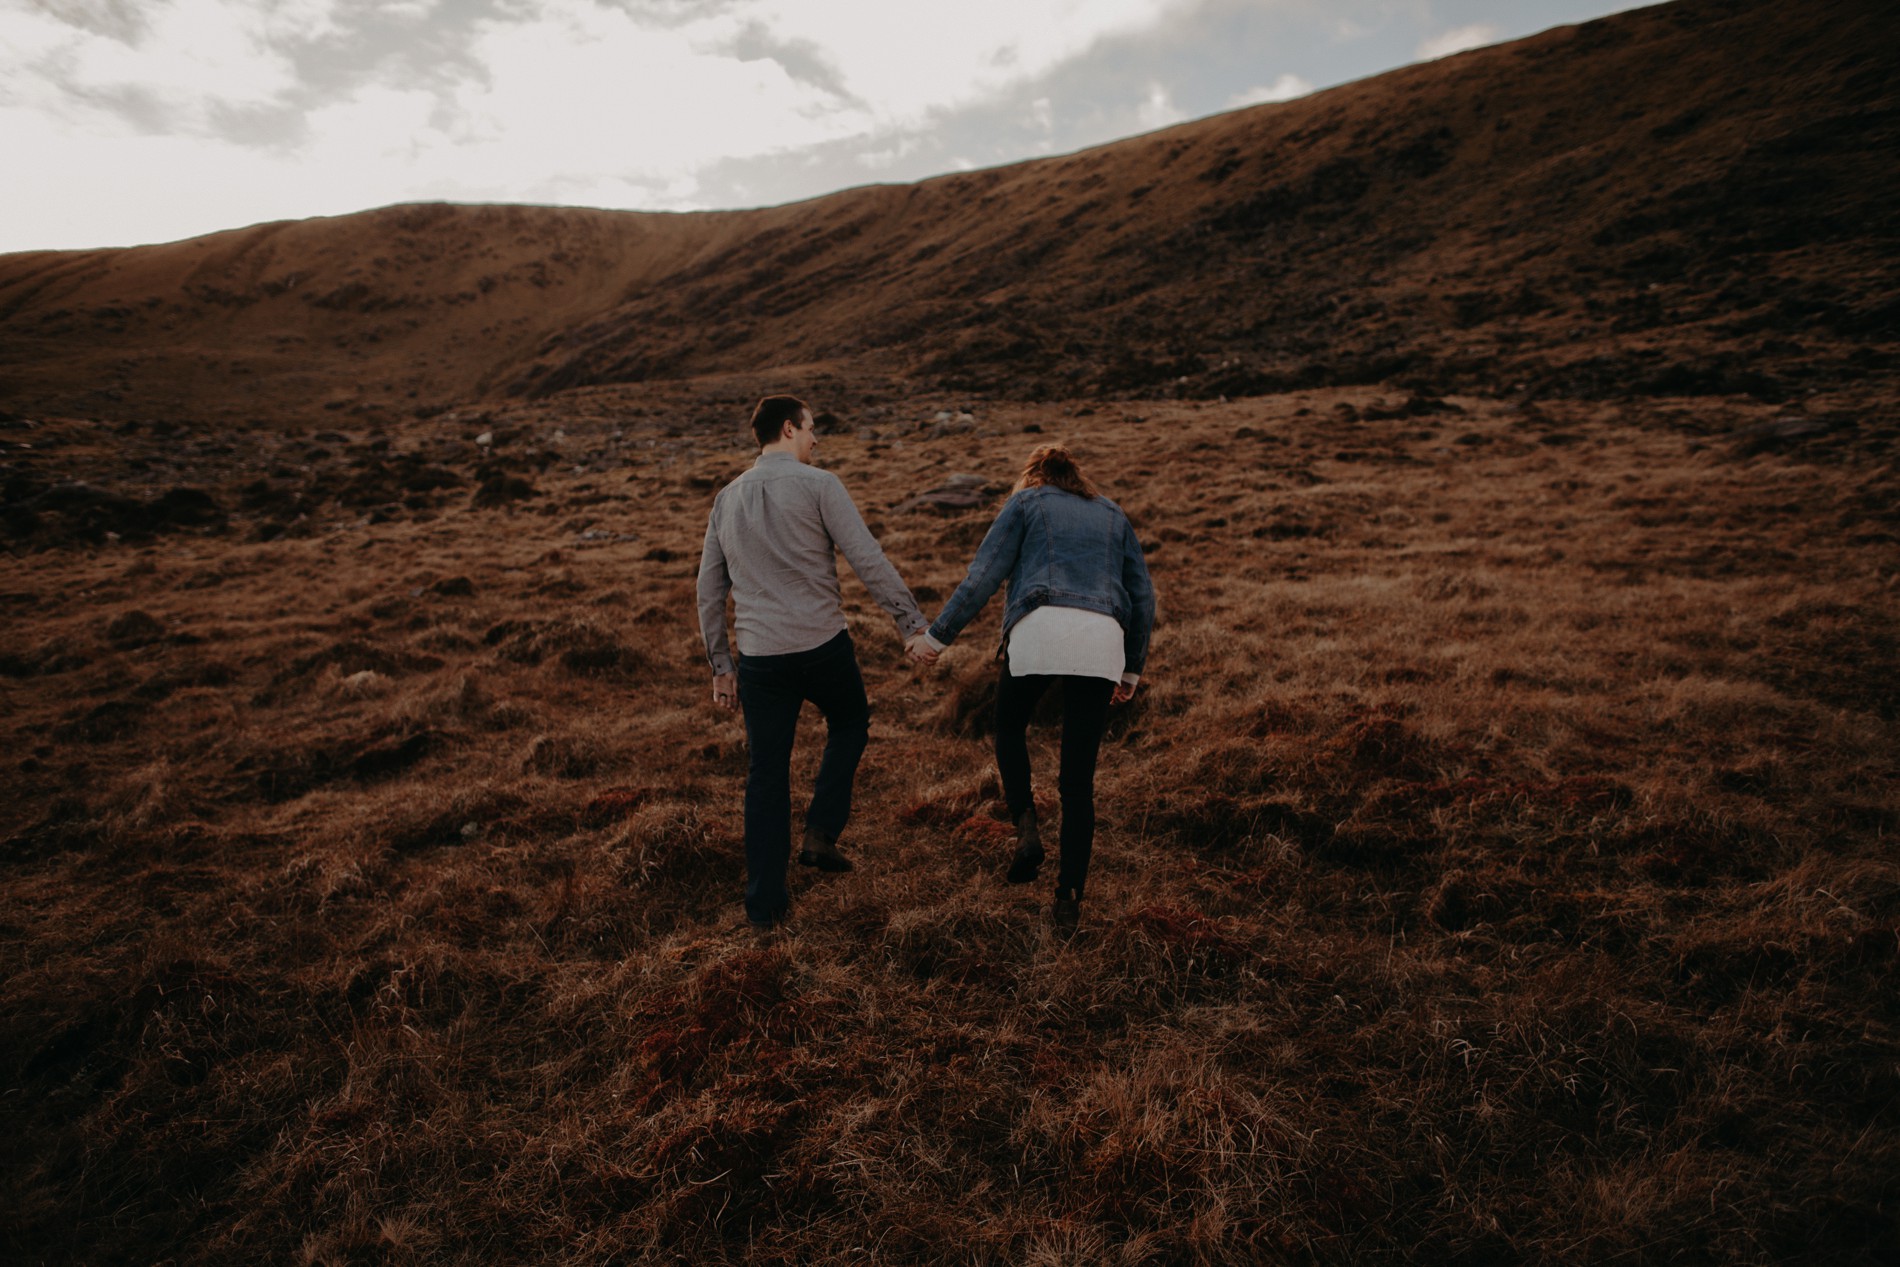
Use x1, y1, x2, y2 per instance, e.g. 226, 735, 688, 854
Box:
1, 0, 1893, 425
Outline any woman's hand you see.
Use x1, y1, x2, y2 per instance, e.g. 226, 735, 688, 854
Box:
1111, 680, 1137, 706
905, 632, 940, 665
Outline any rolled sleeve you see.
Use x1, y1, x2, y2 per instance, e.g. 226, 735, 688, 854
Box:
818, 474, 927, 638
696, 509, 736, 676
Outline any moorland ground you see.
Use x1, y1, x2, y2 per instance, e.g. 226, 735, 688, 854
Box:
3, 0, 1897, 1259
3, 381, 1896, 1264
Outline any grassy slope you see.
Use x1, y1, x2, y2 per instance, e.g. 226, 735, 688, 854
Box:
2, 384, 1895, 1263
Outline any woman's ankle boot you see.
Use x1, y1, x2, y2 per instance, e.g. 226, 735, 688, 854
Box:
1052, 886, 1081, 933
1006, 807, 1044, 883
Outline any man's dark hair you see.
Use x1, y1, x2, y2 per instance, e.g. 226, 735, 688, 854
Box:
750, 395, 809, 447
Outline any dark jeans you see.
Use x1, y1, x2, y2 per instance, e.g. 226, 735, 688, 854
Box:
737, 630, 870, 921
994, 668, 1114, 897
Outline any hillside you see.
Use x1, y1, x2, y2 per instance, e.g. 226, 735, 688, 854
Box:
2, 0, 1899, 1261
0, 0, 1895, 426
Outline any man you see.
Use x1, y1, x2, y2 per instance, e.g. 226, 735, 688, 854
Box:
697, 394, 933, 929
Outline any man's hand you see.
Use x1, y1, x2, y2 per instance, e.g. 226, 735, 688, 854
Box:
905, 632, 940, 666
1111, 680, 1138, 706
711, 671, 739, 712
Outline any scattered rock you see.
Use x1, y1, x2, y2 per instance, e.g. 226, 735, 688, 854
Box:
892, 473, 1002, 515
264, 640, 443, 704
1730, 414, 1850, 455
339, 669, 390, 698
925, 410, 978, 439
428, 575, 476, 597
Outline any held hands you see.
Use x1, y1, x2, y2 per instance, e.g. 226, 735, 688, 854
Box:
905, 631, 940, 666
711, 671, 738, 712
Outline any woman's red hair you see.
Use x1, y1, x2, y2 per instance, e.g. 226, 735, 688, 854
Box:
1015, 443, 1099, 499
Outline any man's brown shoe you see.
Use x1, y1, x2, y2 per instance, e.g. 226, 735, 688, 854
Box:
797, 826, 854, 873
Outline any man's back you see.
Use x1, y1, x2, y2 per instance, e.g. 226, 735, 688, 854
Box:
708, 455, 855, 658
698, 451, 923, 673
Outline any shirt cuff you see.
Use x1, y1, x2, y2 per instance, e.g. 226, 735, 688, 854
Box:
710, 654, 735, 677
922, 632, 947, 653
1120, 672, 1140, 688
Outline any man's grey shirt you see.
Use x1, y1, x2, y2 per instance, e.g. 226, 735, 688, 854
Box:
697, 452, 926, 675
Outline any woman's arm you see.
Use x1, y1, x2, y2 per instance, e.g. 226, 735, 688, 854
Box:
1119, 516, 1156, 675
926, 494, 1027, 646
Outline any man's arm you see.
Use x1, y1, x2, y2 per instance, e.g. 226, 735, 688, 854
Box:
816, 473, 928, 639
696, 508, 737, 678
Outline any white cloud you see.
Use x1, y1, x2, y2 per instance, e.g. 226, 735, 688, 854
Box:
0, 6, 75, 65
1415, 23, 1500, 61
855, 135, 921, 170
1228, 74, 1314, 108
0, 104, 330, 248
437, 1, 862, 179
1, 0, 1202, 248
1136, 80, 1182, 130
744, 0, 1186, 124
0, 0, 340, 123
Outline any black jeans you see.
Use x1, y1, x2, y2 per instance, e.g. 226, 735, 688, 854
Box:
994, 668, 1114, 896
737, 630, 870, 922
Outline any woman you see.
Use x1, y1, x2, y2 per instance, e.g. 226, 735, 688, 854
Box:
912, 444, 1155, 930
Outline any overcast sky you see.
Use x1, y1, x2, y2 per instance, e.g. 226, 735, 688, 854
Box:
1, 0, 1645, 254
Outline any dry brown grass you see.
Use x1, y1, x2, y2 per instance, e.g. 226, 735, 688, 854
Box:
2, 385, 1896, 1264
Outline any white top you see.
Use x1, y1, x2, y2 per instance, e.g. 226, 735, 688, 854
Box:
1017, 605, 1141, 686
921, 605, 1140, 687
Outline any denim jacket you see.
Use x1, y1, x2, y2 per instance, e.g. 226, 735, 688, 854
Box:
927, 485, 1156, 674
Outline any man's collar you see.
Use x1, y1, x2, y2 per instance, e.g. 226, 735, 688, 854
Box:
755, 451, 800, 465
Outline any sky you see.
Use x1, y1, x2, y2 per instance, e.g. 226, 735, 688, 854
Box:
0, 0, 1646, 254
